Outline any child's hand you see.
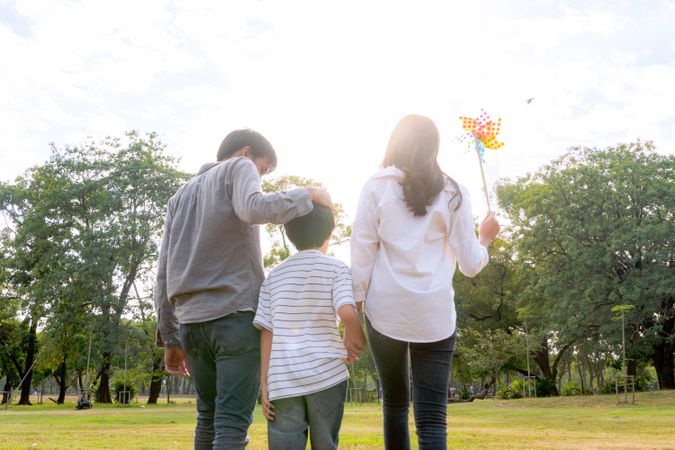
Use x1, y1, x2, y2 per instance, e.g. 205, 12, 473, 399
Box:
261, 383, 275, 421
338, 304, 366, 364
343, 329, 366, 363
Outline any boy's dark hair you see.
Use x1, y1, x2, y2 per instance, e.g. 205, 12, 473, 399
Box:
284, 202, 335, 251
217, 129, 278, 170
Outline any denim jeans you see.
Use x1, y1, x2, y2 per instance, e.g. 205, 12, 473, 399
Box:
366, 317, 456, 450
179, 311, 261, 450
268, 379, 348, 450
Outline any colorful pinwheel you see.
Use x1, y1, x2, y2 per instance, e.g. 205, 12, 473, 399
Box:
458, 109, 504, 210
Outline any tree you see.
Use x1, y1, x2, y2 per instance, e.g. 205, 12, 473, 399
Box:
455, 328, 526, 398
452, 234, 540, 394
0, 160, 76, 404
0, 291, 21, 404
0, 132, 188, 404
497, 142, 674, 389
87, 132, 188, 402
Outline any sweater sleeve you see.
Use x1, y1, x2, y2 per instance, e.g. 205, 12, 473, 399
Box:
448, 190, 489, 278
154, 206, 181, 348
231, 158, 313, 225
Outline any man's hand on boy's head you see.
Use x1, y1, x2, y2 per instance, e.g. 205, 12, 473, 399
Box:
305, 187, 334, 210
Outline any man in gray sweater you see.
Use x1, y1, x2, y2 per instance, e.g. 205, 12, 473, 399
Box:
154, 129, 331, 449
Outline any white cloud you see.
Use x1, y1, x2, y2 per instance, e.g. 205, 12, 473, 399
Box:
1, 0, 674, 236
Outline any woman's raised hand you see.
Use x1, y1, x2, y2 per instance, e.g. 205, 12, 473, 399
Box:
478, 211, 500, 247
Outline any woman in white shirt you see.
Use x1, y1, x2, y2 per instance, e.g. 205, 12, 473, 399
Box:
351, 114, 500, 450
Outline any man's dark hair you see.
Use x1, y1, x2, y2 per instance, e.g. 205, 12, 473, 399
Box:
284, 202, 335, 251
217, 129, 278, 170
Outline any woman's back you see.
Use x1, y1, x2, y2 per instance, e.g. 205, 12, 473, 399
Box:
350, 166, 488, 342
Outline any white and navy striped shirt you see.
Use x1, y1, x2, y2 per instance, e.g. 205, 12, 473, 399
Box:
253, 250, 355, 401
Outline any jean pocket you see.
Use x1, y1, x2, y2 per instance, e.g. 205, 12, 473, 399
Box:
179, 325, 196, 355
213, 313, 259, 355
314, 379, 348, 418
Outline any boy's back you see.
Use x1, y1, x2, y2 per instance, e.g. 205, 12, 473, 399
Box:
254, 201, 365, 450
254, 249, 354, 401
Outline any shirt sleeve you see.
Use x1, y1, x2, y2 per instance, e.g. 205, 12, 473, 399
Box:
253, 279, 272, 331
448, 189, 489, 278
350, 182, 380, 303
332, 263, 356, 312
154, 206, 181, 348
231, 158, 313, 225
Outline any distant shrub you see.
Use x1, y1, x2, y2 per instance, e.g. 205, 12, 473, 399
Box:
602, 375, 651, 394
562, 382, 582, 396
513, 379, 527, 394
496, 381, 523, 399
113, 380, 136, 404
536, 378, 557, 397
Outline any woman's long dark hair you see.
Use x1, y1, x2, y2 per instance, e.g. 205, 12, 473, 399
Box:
382, 114, 462, 216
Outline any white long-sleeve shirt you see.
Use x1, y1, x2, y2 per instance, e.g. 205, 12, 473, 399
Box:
350, 166, 489, 342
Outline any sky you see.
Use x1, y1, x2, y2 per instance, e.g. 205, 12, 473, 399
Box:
2, 0, 674, 261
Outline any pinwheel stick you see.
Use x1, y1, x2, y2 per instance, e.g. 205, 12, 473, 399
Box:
474, 136, 491, 211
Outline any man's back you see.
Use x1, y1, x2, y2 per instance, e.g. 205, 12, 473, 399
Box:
164, 157, 264, 323
155, 155, 312, 344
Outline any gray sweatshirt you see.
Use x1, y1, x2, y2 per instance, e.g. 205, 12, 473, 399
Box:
154, 156, 312, 347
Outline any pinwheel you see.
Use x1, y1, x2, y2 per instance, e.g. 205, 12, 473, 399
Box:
458, 109, 504, 210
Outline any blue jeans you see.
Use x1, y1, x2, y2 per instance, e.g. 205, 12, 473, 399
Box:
179, 312, 261, 450
366, 317, 456, 450
268, 379, 348, 450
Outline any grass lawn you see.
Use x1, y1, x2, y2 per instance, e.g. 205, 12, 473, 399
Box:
1, 391, 673, 449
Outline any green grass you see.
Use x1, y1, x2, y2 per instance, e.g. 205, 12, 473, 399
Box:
1, 391, 673, 449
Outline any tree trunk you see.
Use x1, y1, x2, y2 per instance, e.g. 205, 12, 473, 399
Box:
532, 339, 568, 396
533, 343, 557, 394
147, 356, 164, 404
56, 355, 68, 404
652, 341, 675, 389
166, 375, 172, 403
2, 380, 12, 404
533, 344, 553, 379
588, 365, 594, 392
652, 314, 675, 390
557, 372, 562, 395
360, 370, 369, 402
95, 355, 112, 403
627, 358, 638, 378
577, 361, 585, 394
18, 317, 38, 405
472, 372, 498, 400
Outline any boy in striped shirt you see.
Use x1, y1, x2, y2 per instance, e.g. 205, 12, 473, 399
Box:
253, 202, 366, 450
